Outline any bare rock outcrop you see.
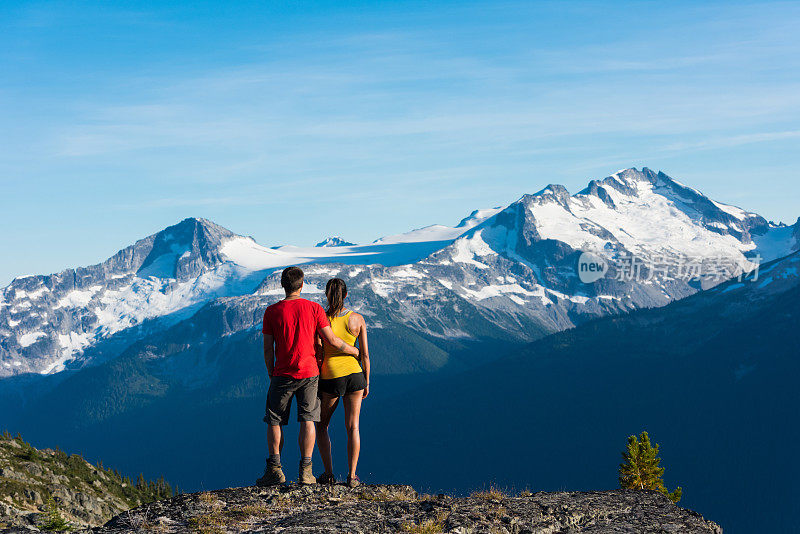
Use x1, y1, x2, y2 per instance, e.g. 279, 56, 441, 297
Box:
95, 483, 721, 533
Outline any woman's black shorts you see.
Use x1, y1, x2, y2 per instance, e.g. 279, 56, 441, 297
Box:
318, 372, 367, 397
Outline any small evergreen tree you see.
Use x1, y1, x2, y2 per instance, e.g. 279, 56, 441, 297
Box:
155, 475, 172, 499
618, 431, 682, 503
40, 495, 71, 532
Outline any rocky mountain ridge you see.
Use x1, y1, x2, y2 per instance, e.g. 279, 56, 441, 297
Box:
89, 484, 721, 533
0, 435, 723, 533
0, 434, 172, 530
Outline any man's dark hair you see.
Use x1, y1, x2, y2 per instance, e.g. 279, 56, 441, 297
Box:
281, 266, 304, 293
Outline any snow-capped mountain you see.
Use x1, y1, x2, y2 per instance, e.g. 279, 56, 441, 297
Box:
315, 236, 356, 247
258, 168, 796, 343
1, 167, 797, 378
0, 210, 499, 377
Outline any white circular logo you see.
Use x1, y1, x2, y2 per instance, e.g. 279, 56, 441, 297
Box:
577, 251, 608, 283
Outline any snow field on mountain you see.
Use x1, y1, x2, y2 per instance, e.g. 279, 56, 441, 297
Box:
536, 179, 748, 260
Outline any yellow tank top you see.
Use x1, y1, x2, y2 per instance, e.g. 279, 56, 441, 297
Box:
321, 310, 362, 379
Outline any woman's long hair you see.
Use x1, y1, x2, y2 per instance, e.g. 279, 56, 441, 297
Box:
325, 278, 347, 318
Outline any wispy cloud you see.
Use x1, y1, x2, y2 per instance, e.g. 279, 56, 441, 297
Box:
663, 131, 800, 152
114, 195, 279, 209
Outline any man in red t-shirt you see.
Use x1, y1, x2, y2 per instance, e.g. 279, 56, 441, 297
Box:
256, 266, 359, 486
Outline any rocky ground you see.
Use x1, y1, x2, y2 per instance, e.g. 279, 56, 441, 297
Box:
0, 433, 723, 533
84, 483, 721, 533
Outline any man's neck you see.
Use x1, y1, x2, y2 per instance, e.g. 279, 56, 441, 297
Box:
284, 292, 302, 300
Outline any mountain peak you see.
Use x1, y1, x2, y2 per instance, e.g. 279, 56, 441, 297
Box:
456, 207, 505, 229
168, 217, 236, 240
532, 183, 571, 203
315, 236, 356, 247
574, 168, 769, 240
137, 217, 237, 279
591, 167, 658, 196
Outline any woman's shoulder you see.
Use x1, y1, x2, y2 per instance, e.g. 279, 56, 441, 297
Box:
347, 310, 366, 325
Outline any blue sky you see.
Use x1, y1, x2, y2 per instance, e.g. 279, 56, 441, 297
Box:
1, 0, 799, 285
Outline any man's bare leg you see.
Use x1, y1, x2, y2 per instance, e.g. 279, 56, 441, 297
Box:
299, 420, 316, 458
316, 393, 340, 475
343, 391, 363, 479
268, 424, 283, 457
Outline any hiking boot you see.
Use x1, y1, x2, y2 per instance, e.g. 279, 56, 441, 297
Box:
299, 461, 316, 485
347, 475, 360, 488
255, 462, 285, 486
317, 472, 336, 485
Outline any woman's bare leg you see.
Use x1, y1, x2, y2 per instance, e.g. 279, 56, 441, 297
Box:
343, 391, 364, 479
316, 393, 339, 475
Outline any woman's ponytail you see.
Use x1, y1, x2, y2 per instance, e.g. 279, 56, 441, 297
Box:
325, 278, 347, 318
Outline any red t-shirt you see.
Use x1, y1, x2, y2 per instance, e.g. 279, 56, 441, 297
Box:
262, 298, 330, 379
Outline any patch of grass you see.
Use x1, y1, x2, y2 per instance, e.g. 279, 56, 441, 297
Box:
64, 454, 94, 483
188, 499, 275, 533
223, 504, 274, 526
187, 491, 227, 534
0, 478, 29, 497
187, 513, 225, 534
471, 486, 506, 502
266, 494, 292, 511
0, 478, 31, 508
487, 504, 508, 519
518, 489, 533, 497
198, 492, 216, 505
230, 504, 272, 517
401, 512, 448, 534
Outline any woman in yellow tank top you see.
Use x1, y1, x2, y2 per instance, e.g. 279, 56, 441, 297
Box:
314, 278, 371, 488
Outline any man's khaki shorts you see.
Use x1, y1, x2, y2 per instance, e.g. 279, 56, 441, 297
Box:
264, 375, 321, 426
